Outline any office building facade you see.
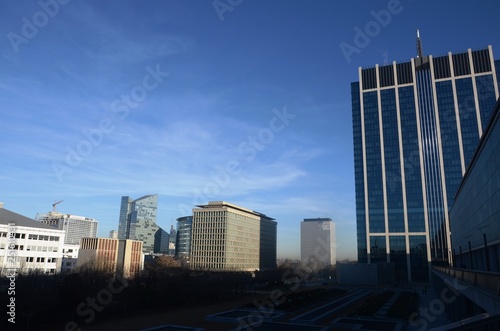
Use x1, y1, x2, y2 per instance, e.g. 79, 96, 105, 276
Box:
153, 228, 169, 254
301, 218, 336, 266
61, 244, 80, 273
37, 212, 98, 245
77, 237, 143, 278
352, 44, 500, 281
451, 99, 500, 271
0, 206, 65, 275
190, 201, 277, 271
117, 194, 164, 253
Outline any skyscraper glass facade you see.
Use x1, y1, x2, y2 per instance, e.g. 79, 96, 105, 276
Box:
175, 216, 192, 262
117, 194, 162, 253
352, 46, 499, 281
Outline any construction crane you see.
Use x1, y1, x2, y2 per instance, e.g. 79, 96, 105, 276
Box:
52, 200, 64, 212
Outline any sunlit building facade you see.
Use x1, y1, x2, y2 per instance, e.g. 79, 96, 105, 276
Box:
352, 44, 500, 281
190, 201, 276, 271
0, 205, 65, 275
78, 237, 143, 278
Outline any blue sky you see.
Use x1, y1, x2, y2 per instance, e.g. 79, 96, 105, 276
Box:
1, 0, 499, 260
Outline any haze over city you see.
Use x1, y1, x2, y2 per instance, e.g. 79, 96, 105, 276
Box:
1, 0, 500, 261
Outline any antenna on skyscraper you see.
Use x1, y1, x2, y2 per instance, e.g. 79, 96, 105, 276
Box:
416, 29, 424, 58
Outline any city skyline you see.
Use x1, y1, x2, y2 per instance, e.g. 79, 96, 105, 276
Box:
2, 1, 500, 261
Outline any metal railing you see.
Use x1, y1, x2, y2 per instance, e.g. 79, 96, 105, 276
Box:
434, 266, 500, 296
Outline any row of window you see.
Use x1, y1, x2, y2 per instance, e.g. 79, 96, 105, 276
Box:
0, 232, 28, 239
25, 257, 57, 263
0, 244, 60, 252
28, 234, 60, 241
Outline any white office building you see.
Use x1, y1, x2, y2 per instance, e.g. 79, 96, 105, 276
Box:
61, 244, 80, 273
300, 218, 336, 266
36, 211, 98, 245
0, 205, 65, 275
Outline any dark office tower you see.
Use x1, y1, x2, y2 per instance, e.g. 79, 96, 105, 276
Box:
352, 38, 500, 282
154, 228, 170, 254
118, 196, 133, 240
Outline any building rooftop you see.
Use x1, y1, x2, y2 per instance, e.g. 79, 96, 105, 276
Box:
195, 201, 275, 221
303, 218, 333, 222
0, 207, 57, 230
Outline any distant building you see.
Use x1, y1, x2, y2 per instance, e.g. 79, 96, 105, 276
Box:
117, 194, 167, 254
451, 98, 500, 271
36, 211, 98, 245
352, 39, 500, 281
190, 201, 277, 271
168, 225, 176, 256
153, 228, 169, 254
61, 244, 80, 273
77, 237, 143, 278
301, 218, 336, 267
0, 205, 65, 275
109, 230, 118, 239
175, 216, 192, 264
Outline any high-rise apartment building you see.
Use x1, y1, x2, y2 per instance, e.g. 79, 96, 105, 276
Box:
37, 211, 98, 245
352, 39, 500, 281
190, 201, 277, 271
117, 194, 164, 253
301, 218, 336, 266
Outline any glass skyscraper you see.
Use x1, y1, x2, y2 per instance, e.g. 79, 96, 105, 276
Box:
175, 216, 193, 263
117, 194, 162, 253
352, 44, 499, 282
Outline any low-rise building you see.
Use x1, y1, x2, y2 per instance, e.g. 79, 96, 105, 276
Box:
0, 205, 65, 275
61, 244, 80, 273
77, 237, 143, 278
